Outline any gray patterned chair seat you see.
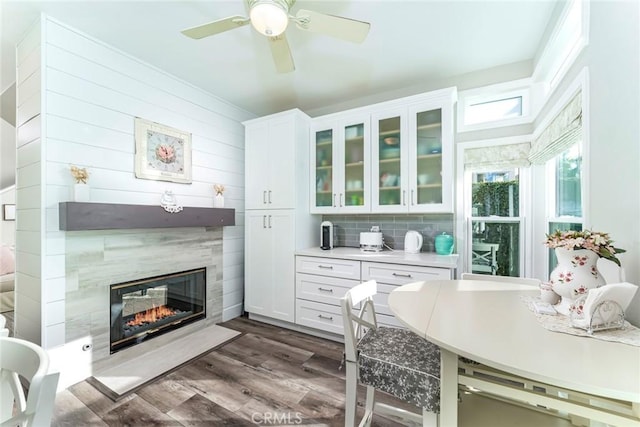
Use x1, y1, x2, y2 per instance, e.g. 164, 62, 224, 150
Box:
357, 326, 440, 413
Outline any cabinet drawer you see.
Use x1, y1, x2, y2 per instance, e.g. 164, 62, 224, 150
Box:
361, 261, 452, 285
295, 300, 344, 336
296, 273, 359, 306
296, 256, 361, 280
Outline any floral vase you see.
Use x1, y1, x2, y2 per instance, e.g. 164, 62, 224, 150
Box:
214, 194, 224, 208
549, 248, 605, 315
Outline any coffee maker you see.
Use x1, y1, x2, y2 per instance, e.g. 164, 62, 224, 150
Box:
320, 221, 334, 250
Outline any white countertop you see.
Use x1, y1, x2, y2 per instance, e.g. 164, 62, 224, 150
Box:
295, 247, 459, 269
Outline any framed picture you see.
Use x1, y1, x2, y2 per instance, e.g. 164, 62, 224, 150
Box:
134, 117, 192, 184
2, 204, 15, 221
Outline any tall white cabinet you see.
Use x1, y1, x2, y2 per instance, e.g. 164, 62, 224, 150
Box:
243, 109, 319, 323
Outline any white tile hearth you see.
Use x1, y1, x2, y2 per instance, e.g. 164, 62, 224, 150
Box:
91, 323, 240, 399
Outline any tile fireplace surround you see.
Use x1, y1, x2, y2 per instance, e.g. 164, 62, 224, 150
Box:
64, 227, 223, 376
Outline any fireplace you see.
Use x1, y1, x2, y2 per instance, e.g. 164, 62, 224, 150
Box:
110, 268, 206, 353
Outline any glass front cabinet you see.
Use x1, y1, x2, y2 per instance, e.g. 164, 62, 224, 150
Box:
372, 93, 454, 213
311, 87, 455, 214
311, 114, 371, 213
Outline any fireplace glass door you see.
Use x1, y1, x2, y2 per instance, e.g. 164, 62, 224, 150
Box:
110, 268, 206, 353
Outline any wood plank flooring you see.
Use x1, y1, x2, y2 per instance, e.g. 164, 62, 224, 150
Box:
48, 315, 573, 426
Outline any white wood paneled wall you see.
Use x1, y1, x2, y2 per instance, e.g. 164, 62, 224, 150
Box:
16, 16, 253, 348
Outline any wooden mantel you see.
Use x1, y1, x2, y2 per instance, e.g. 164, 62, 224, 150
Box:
59, 202, 235, 231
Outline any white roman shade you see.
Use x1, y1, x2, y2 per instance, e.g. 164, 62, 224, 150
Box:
529, 91, 582, 164
464, 142, 531, 172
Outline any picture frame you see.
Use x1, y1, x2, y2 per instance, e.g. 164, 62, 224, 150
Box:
134, 117, 192, 184
2, 204, 15, 221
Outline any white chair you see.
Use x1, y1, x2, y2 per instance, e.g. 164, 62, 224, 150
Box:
0, 337, 59, 427
461, 272, 541, 287
471, 242, 499, 275
341, 280, 440, 427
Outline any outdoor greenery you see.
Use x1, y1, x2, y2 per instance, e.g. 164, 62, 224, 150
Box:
472, 180, 519, 276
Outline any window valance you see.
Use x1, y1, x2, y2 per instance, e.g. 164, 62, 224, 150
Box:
529, 91, 582, 164
464, 142, 531, 172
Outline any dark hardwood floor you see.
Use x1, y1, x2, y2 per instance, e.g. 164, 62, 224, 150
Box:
51, 316, 413, 426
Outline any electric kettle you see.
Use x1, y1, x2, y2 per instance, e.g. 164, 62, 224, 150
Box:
404, 230, 423, 253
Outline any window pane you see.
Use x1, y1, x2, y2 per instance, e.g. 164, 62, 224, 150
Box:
555, 144, 582, 217
548, 222, 582, 272
471, 170, 519, 217
471, 221, 520, 277
465, 96, 523, 125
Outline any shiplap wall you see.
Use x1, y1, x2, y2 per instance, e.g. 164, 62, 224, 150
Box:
16, 16, 253, 349
15, 22, 43, 345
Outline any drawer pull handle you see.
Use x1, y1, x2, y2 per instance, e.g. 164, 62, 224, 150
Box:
392, 273, 413, 278
318, 287, 334, 293
318, 265, 334, 269
318, 314, 333, 321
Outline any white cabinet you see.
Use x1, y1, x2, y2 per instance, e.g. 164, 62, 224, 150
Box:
371, 89, 456, 213
294, 255, 454, 336
245, 211, 296, 322
245, 110, 308, 210
310, 113, 371, 213
244, 109, 319, 324
310, 87, 456, 214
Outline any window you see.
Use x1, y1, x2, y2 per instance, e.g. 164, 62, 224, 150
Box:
465, 96, 523, 126
457, 81, 531, 133
469, 169, 524, 277
546, 143, 583, 271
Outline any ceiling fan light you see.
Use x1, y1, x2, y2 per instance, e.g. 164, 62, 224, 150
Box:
250, 2, 289, 36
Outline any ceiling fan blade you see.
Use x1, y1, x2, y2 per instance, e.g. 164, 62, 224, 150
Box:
295, 9, 370, 43
181, 16, 250, 39
269, 34, 295, 73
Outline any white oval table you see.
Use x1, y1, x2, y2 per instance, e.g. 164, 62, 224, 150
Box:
388, 280, 640, 426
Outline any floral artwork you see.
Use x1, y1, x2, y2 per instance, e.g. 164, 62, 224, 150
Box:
135, 117, 192, 184
544, 229, 625, 266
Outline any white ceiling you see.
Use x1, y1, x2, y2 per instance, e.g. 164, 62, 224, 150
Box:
0, 0, 559, 189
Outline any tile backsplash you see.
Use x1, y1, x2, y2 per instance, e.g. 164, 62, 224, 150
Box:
322, 214, 454, 252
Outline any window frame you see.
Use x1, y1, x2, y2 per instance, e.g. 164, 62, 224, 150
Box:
455, 136, 533, 278
457, 79, 532, 133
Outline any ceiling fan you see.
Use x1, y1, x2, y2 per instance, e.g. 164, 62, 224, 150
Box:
180, 0, 370, 73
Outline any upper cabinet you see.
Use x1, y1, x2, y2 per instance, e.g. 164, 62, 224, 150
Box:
311, 87, 455, 214
245, 109, 310, 210
311, 114, 371, 214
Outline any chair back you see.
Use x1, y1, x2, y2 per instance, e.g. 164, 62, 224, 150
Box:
0, 337, 59, 427
340, 280, 378, 363
461, 272, 541, 287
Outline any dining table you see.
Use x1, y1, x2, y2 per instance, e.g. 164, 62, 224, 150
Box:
388, 279, 640, 426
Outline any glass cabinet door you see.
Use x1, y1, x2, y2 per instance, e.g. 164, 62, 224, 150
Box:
343, 122, 366, 209
414, 108, 443, 205
313, 128, 334, 209
374, 116, 405, 207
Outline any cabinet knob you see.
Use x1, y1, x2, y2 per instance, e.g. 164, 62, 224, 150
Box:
263, 191, 267, 204
268, 190, 272, 204
318, 314, 334, 321
318, 265, 334, 269
318, 287, 334, 293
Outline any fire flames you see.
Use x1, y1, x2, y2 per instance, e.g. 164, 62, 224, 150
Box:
126, 305, 177, 327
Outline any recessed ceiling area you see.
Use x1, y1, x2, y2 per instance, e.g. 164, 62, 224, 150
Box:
1, 1, 559, 117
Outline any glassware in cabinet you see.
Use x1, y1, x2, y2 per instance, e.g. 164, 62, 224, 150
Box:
314, 129, 333, 208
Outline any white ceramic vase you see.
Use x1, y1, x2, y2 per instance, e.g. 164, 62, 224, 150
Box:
214, 194, 224, 208
550, 248, 605, 315
73, 183, 90, 202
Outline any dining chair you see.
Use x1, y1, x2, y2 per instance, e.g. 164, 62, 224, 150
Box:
0, 336, 60, 427
471, 242, 499, 275
341, 280, 440, 427
461, 272, 541, 287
